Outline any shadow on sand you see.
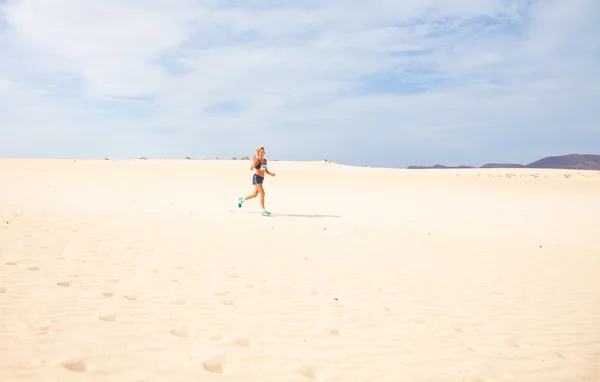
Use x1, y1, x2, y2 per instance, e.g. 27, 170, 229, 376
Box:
245, 212, 341, 219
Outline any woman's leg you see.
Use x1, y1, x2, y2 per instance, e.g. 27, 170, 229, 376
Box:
238, 180, 259, 208
245, 186, 259, 201
256, 184, 265, 209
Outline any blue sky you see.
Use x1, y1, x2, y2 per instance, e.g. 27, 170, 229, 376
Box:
0, 0, 598, 167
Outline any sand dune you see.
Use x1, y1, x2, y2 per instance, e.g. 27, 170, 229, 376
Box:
1, 159, 599, 381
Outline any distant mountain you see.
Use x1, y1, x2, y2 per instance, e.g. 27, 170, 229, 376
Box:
408, 154, 600, 170
525, 154, 600, 170
480, 163, 524, 168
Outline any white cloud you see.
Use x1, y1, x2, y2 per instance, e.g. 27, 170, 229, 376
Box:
0, 0, 598, 165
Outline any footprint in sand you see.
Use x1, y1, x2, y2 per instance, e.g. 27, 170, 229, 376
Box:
453, 326, 474, 334
507, 340, 532, 350
98, 313, 117, 322
27, 266, 41, 271
327, 328, 342, 336
124, 294, 138, 301
170, 298, 190, 305
61, 358, 88, 373
557, 352, 581, 361
101, 292, 114, 298
232, 336, 256, 347
0, 287, 7, 294
220, 299, 235, 306
202, 357, 227, 374
57, 281, 72, 287
5, 261, 17, 266
213, 290, 229, 297
296, 365, 319, 380
169, 327, 190, 338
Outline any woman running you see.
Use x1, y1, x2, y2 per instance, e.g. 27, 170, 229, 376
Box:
237, 146, 276, 216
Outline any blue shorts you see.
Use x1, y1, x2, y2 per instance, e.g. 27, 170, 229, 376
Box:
252, 174, 264, 185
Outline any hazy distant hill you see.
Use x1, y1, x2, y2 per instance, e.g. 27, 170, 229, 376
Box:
480, 163, 524, 168
408, 154, 600, 170
525, 154, 600, 170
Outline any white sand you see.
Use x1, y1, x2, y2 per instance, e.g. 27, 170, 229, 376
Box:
1, 158, 599, 381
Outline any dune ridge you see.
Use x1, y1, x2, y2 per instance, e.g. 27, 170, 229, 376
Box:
1, 159, 599, 381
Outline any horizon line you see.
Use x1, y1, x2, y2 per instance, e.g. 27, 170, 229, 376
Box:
1, 152, 599, 171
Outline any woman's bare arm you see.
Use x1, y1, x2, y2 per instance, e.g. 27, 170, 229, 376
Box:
249, 156, 258, 170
